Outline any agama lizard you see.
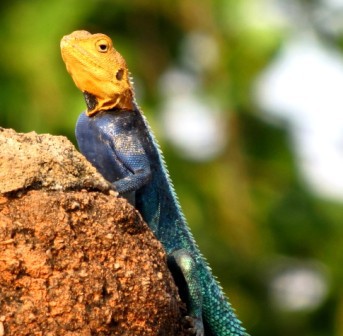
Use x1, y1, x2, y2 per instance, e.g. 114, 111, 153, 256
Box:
60, 30, 247, 336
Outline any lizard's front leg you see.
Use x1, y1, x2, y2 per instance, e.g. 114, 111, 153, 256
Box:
168, 249, 205, 336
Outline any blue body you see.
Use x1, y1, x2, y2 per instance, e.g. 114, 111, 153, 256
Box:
76, 107, 247, 336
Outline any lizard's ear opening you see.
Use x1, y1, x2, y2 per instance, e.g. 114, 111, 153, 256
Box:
116, 69, 124, 80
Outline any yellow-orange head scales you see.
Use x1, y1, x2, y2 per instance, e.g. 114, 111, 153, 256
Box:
60, 30, 134, 115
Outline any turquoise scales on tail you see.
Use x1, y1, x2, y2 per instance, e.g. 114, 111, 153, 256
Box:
60, 30, 248, 336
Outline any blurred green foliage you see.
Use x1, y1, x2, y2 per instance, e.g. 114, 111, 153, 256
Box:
0, 0, 342, 335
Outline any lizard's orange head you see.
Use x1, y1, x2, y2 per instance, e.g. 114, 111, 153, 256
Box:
60, 30, 134, 116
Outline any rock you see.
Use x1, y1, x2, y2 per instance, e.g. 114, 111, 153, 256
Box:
0, 127, 111, 194
0, 129, 185, 335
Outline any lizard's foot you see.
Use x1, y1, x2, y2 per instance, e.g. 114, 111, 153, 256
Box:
185, 316, 204, 336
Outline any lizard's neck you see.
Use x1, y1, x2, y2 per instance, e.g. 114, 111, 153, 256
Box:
83, 91, 138, 116
83, 91, 99, 116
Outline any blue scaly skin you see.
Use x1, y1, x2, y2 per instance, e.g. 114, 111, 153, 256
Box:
61, 30, 248, 336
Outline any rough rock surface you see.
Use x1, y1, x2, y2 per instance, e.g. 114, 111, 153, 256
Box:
0, 127, 111, 194
0, 128, 185, 335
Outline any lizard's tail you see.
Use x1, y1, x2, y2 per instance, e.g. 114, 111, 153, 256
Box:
200, 264, 248, 336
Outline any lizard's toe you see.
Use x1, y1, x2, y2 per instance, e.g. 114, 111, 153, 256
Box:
185, 316, 204, 336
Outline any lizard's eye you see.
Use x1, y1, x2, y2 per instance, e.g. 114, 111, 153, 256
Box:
96, 39, 109, 53
116, 68, 124, 80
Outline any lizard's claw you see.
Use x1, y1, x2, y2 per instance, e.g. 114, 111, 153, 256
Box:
185, 316, 205, 336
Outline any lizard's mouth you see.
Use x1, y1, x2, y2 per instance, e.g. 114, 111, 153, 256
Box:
61, 36, 96, 66
60, 35, 71, 49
